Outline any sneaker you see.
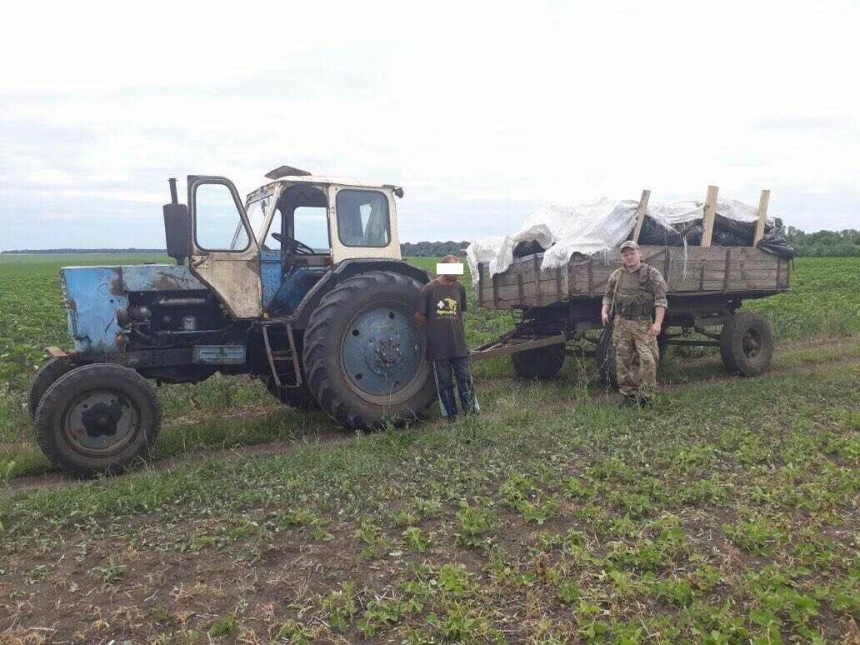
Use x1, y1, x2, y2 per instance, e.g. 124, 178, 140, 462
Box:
621, 395, 638, 407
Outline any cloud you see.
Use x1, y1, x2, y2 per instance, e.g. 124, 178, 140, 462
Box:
1, 0, 859, 251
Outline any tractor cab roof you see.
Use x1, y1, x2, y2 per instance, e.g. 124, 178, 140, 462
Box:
245, 165, 403, 204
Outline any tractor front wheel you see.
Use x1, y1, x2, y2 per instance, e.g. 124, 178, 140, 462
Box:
303, 271, 436, 430
28, 357, 75, 420
35, 364, 162, 477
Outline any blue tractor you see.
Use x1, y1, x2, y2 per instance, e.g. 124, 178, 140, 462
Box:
29, 166, 436, 476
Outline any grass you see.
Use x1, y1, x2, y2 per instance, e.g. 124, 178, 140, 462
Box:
0, 253, 858, 642
2, 255, 858, 478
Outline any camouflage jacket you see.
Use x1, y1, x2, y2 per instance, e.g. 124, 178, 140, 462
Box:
602, 263, 668, 320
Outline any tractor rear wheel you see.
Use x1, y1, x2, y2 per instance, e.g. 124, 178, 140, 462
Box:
28, 357, 75, 420
35, 364, 162, 477
303, 271, 436, 430
719, 312, 774, 376
512, 343, 566, 380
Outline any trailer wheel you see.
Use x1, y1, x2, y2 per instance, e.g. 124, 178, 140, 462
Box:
595, 325, 617, 386
303, 271, 436, 430
512, 343, 565, 380
719, 312, 774, 376
35, 364, 162, 477
28, 358, 75, 420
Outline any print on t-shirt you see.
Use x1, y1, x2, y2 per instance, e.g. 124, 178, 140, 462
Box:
436, 297, 459, 317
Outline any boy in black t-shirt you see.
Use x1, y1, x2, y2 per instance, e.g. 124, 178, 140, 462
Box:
415, 256, 479, 422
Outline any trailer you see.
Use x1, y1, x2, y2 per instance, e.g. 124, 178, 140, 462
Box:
470, 188, 791, 382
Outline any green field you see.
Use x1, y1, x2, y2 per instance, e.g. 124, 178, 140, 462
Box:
1, 254, 859, 643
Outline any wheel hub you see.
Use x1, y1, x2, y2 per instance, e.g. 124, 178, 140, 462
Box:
64, 391, 139, 455
342, 307, 423, 397
742, 329, 761, 358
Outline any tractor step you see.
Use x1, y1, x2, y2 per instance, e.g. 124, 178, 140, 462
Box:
261, 323, 303, 389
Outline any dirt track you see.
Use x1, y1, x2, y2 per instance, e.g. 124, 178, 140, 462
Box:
7, 336, 860, 493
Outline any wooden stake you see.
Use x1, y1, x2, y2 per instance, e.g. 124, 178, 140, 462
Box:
753, 189, 770, 246
701, 185, 719, 247
632, 189, 651, 243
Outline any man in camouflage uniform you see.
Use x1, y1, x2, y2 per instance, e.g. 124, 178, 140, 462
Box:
601, 241, 668, 405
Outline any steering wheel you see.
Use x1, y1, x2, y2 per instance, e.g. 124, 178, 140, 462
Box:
271, 232, 316, 255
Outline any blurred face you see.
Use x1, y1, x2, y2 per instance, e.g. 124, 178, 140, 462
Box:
621, 248, 641, 269
438, 258, 462, 283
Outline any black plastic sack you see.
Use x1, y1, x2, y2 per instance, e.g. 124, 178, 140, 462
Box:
714, 214, 756, 245
683, 224, 703, 246
512, 239, 546, 258
757, 231, 796, 259
637, 217, 684, 246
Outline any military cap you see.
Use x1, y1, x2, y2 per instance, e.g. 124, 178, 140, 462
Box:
619, 240, 640, 251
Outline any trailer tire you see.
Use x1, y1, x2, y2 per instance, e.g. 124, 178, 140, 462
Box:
719, 312, 774, 376
35, 364, 161, 477
512, 343, 566, 380
28, 357, 75, 420
303, 271, 436, 430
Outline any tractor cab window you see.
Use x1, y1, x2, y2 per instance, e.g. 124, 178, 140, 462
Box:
274, 185, 331, 254
336, 190, 390, 247
293, 206, 330, 252
196, 183, 250, 251
241, 193, 279, 250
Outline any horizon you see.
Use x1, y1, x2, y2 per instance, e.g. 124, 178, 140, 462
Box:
2, 1, 858, 252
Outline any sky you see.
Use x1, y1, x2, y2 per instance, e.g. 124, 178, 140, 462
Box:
1, 0, 858, 251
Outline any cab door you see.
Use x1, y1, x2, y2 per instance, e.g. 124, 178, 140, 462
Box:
188, 176, 263, 319
327, 185, 401, 263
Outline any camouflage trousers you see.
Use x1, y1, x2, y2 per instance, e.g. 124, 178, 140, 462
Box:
612, 317, 659, 398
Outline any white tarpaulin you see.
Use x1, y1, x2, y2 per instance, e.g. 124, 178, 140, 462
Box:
466, 197, 773, 280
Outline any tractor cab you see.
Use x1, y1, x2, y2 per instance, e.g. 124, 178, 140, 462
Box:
184, 165, 404, 320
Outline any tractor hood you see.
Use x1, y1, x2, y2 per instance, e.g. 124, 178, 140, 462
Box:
61, 264, 205, 354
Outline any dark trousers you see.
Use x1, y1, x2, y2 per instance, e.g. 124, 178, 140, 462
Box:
432, 356, 479, 418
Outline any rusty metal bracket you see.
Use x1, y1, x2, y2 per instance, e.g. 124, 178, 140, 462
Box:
470, 333, 567, 362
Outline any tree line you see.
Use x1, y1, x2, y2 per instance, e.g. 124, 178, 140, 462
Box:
783, 228, 860, 257
400, 241, 470, 257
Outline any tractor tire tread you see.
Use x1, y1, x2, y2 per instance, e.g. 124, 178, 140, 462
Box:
35, 363, 162, 477
304, 271, 433, 430
27, 357, 75, 420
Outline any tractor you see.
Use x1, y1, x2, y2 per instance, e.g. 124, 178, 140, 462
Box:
28, 166, 436, 476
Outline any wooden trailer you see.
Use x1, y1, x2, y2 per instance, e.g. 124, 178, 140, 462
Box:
475, 244, 790, 310
470, 187, 791, 382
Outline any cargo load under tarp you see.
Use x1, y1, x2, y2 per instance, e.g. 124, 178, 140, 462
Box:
466, 197, 793, 280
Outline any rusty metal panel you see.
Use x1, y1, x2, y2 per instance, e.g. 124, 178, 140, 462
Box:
122, 264, 205, 292
190, 252, 263, 319
60, 267, 129, 353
